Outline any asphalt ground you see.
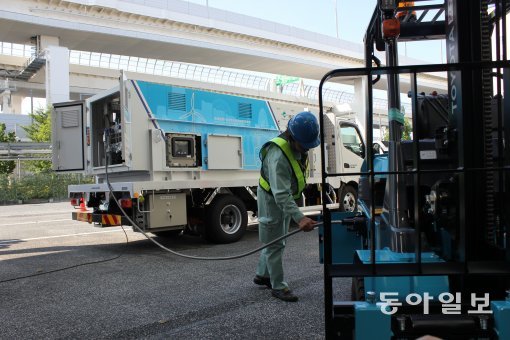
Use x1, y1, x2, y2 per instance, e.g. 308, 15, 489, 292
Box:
0, 202, 351, 339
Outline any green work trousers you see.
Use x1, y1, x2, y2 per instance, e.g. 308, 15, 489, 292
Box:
256, 188, 293, 290
256, 220, 290, 290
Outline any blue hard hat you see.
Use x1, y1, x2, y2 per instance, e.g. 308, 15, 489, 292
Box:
288, 111, 320, 149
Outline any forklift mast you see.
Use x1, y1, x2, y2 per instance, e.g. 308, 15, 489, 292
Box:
363, 0, 510, 269
319, 0, 510, 338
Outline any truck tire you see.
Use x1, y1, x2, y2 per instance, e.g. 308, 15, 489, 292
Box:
206, 195, 247, 243
339, 185, 357, 212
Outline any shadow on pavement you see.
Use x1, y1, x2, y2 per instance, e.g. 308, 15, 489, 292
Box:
0, 238, 25, 250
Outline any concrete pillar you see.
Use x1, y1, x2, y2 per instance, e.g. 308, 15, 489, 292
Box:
10, 94, 22, 114
37, 35, 60, 53
0, 80, 22, 114
1, 89, 11, 113
352, 77, 368, 138
45, 45, 70, 104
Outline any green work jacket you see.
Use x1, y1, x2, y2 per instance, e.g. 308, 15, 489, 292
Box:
257, 136, 308, 227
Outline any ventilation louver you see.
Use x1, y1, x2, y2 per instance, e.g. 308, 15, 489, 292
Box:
238, 103, 252, 119
61, 110, 79, 128
168, 93, 186, 111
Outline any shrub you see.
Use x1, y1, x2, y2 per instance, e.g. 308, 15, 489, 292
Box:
0, 173, 94, 203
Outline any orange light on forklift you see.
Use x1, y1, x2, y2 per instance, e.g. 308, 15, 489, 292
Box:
119, 198, 133, 209
382, 18, 400, 39
396, 1, 416, 21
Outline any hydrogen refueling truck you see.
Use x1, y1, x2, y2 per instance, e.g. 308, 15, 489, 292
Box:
52, 74, 365, 243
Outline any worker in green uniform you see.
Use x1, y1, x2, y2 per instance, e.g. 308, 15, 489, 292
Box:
254, 111, 320, 302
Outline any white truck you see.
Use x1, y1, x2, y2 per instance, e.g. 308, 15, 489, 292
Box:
52, 74, 365, 243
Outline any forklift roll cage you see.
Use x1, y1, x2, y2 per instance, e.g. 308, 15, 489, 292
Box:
319, 0, 510, 338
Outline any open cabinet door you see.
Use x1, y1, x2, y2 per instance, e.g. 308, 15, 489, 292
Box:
52, 101, 86, 172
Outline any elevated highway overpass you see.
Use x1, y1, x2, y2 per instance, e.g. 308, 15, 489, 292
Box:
1, 0, 370, 78
0, 0, 447, 129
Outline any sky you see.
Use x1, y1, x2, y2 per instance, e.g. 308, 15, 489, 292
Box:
187, 0, 445, 63
187, 0, 373, 41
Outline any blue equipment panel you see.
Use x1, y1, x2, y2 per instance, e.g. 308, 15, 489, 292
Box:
361, 153, 389, 179
492, 300, 510, 339
354, 302, 392, 340
318, 211, 361, 264
136, 81, 280, 170
319, 211, 449, 300
356, 249, 449, 298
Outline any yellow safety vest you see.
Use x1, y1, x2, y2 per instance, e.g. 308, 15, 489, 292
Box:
259, 136, 308, 200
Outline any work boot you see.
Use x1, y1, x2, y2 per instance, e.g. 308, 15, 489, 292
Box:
271, 288, 298, 302
253, 275, 271, 288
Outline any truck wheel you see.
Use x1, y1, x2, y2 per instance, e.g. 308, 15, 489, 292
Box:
339, 185, 357, 212
206, 195, 247, 243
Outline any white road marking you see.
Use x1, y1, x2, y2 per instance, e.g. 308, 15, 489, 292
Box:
0, 219, 71, 227
0, 211, 73, 218
0, 229, 125, 244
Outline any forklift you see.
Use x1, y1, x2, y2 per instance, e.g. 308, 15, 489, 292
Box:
318, 1, 510, 338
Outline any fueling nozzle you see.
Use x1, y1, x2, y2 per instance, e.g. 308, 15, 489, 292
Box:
341, 216, 368, 235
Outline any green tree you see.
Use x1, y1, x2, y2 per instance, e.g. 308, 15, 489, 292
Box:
22, 106, 52, 172
0, 123, 16, 174
383, 117, 413, 141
